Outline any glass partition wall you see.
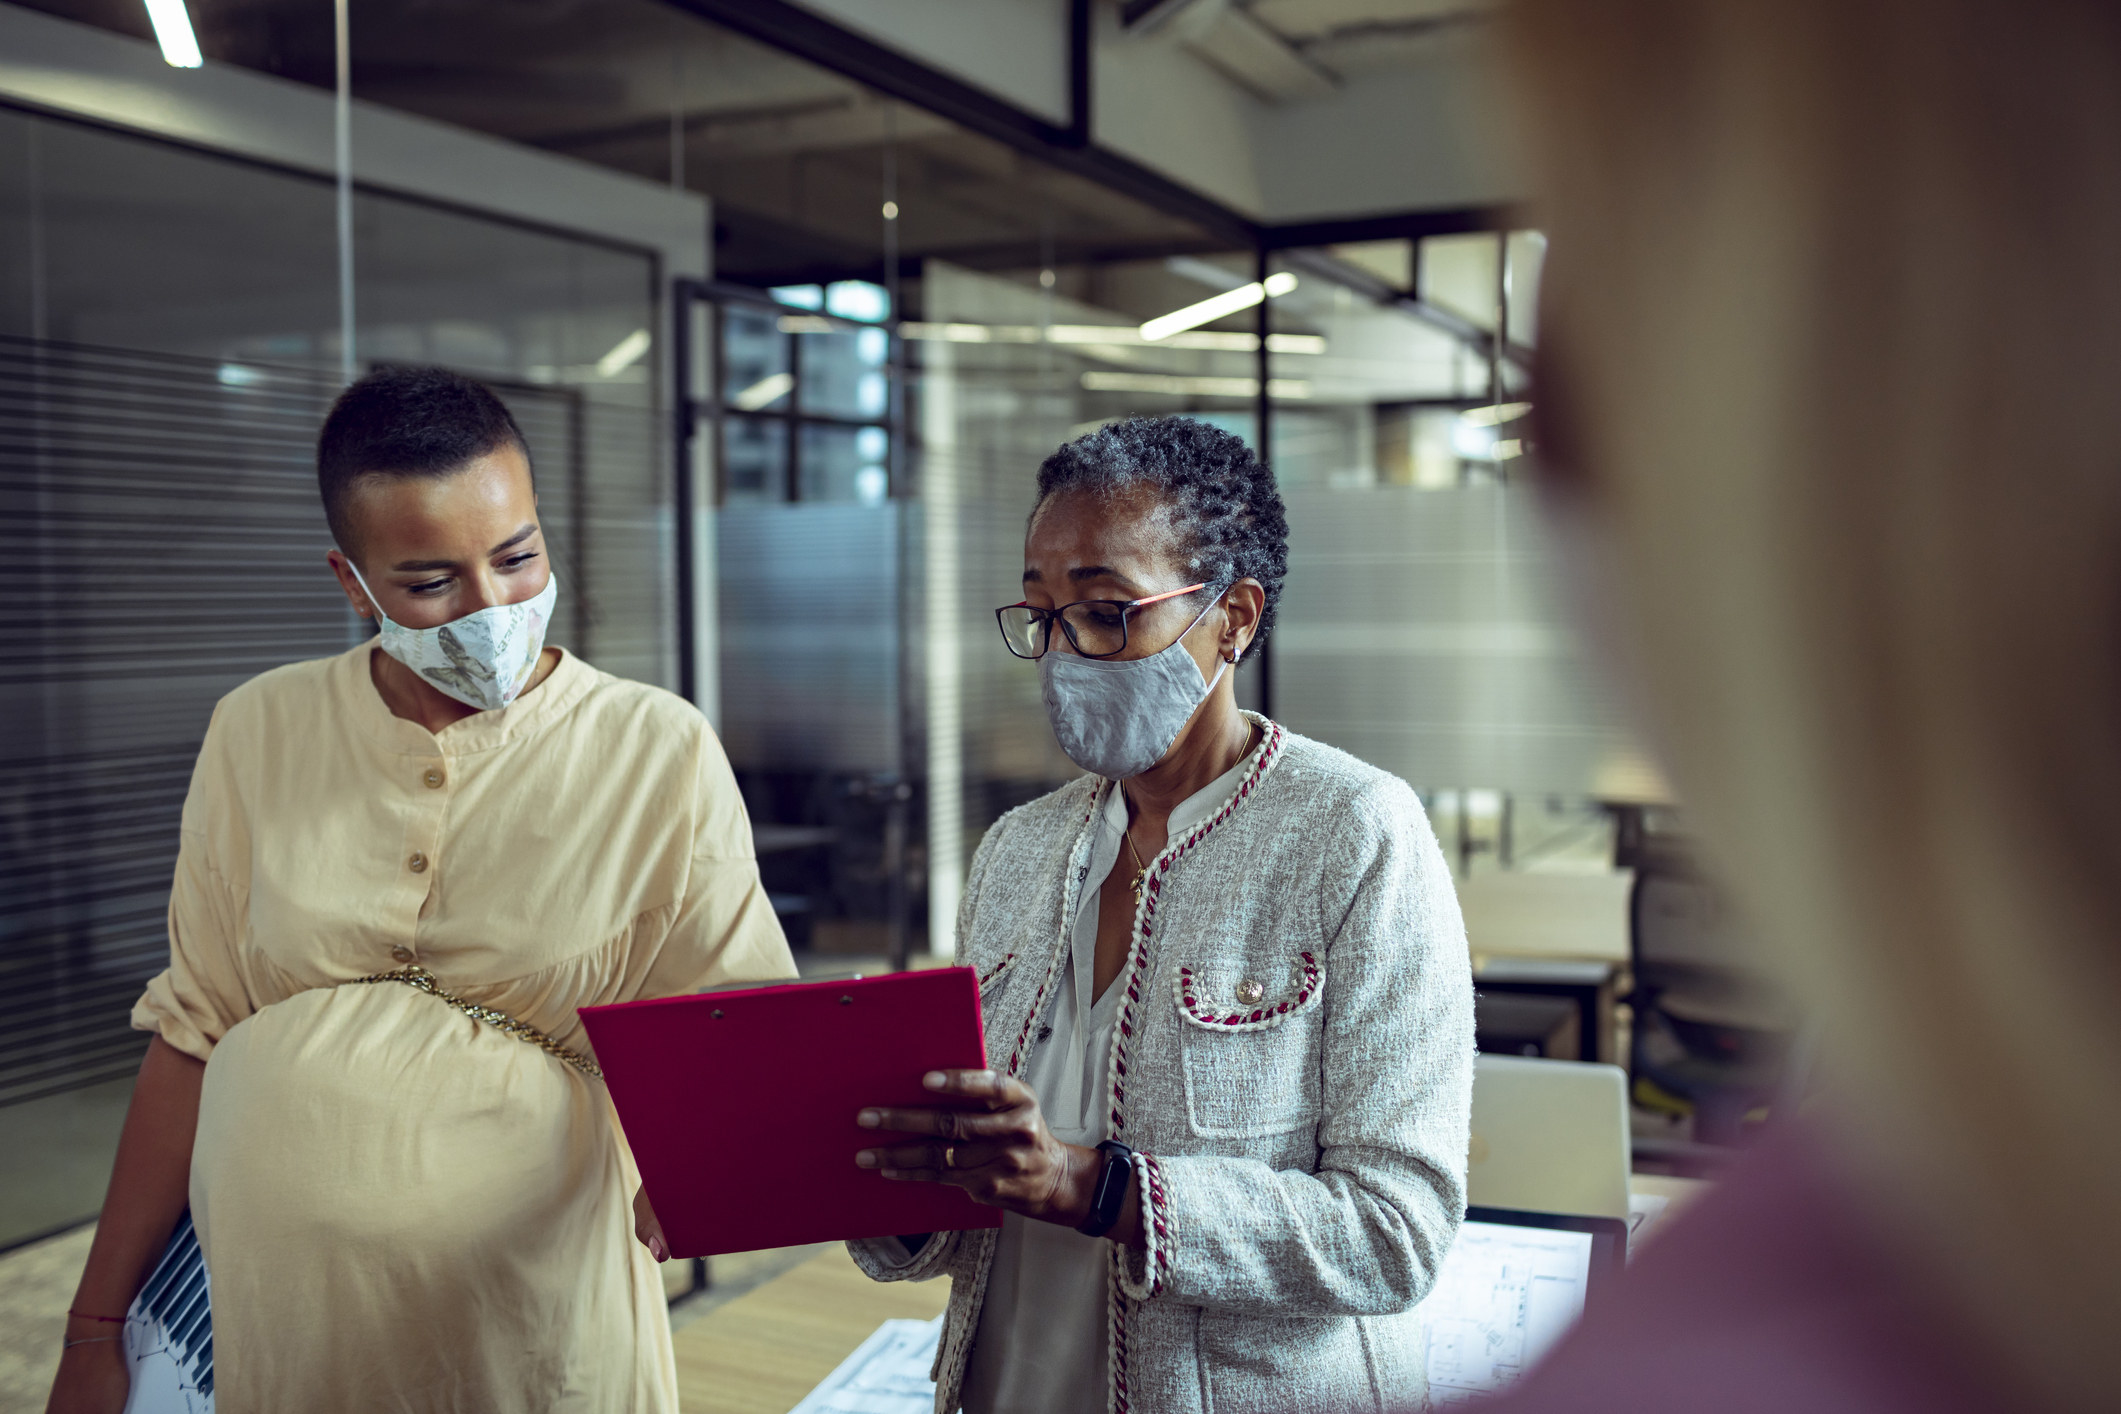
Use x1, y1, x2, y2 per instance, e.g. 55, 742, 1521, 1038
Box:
1, 0, 1668, 1253
0, 104, 661, 1249
894, 230, 1657, 950
1265, 233, 1661, 875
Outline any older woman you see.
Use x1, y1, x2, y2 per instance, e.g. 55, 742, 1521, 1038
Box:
849, 416, 1473, 1414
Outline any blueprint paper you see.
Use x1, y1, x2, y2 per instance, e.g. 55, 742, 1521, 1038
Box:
787, 1314, 943, 1414
1421, 1222, 1593, 1404
123, 1212, 213, 1414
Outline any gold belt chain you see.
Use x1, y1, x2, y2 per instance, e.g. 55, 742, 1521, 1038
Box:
350, 964, 604, 1081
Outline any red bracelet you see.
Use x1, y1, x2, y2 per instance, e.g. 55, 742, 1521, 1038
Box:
67, 1309, 126, 1324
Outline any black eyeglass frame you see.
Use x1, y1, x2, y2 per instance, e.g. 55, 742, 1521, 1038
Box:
994, 580, 1224, 661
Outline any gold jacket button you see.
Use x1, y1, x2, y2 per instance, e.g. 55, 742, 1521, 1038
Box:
408, 852, 429, 873
1236, 978, 1265, 1005
423, 768, 445, 789
391, 945, 415, 963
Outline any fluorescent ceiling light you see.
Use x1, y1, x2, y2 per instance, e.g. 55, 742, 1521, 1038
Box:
1080, 371, 1311, 400
1453, 423, 1526, 462
144, 0, 203, 68
731, 371, 794, 411
825, 280, 890, 323
899, 322, 1326, 356
595, 328, 651, 378
776, 315, 835, 335
899, 322, 992, 343
1459, 401, 1533, 427
1140, 271, 1298, 343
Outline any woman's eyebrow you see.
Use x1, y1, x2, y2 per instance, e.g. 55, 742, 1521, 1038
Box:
1068, 565, 1146, 595
488, 523, 538, 556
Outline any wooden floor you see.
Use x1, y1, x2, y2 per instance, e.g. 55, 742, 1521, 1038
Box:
674, 1246, 950, 1414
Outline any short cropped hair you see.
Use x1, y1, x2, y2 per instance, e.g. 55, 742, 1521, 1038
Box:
316, 366, 529, 553
1034, 416, 1289, 651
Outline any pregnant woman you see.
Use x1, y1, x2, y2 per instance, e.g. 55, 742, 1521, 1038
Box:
48, 367, 792, 1413
850, 416, 1474, 1413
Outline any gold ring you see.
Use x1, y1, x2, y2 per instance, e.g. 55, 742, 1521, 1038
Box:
943, 1146, 956, 1170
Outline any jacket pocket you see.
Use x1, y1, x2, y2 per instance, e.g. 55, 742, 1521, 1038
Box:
1173, 951, 1323, 1139
1197, 1309, 1377, 1413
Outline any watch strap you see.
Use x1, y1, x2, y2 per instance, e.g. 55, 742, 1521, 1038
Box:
1076, 1140, 1135, 1238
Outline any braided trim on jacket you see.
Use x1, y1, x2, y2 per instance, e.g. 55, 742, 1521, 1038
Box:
1104, 720, 1287, 1140
1114, 1152, 1175, 1304
1105, 1244, 1134, 1414
1003, 786, 1105, 1076
977, 951, 1018, 993
1099, 719, 1286, 1412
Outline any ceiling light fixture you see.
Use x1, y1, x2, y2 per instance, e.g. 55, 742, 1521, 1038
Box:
1140, 271, 1297, 342
898, 322, 1330, 356
595, 328, 652, 378
731, 371, 794, 411
1458, 401, 1533, 427
143, 0, 203, 68
1080, 371, 1311, 399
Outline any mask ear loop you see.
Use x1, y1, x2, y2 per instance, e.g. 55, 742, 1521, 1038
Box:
339, 555, 392, 625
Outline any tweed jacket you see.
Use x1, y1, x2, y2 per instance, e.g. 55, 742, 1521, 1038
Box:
852, 718, 1475, 1414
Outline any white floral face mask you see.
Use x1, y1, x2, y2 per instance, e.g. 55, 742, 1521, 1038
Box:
343, 558, 557, 712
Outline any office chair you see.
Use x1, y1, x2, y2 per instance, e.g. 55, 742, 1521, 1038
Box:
1626, 844, 1796, 1147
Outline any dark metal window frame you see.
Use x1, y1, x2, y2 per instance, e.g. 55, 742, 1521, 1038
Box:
658, 0, 1533, 716
671, 277, 904, 703
680, 278, 900, 506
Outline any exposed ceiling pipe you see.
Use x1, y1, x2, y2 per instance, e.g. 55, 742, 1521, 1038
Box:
1279, 246, 1531, 373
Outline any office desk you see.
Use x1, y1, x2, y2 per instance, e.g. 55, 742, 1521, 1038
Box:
1475, 956, 1622, 1063
673, 1244, 949, 1413
671, 1179, 1712, 1410
1460, 871, 1633, 1063
1458, 870, 1633, 964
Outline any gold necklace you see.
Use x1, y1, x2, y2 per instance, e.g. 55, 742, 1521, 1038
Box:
1123, 828, 1150, 905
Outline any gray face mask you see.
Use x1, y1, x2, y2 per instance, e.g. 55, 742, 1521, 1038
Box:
1039, 592, 1232, 780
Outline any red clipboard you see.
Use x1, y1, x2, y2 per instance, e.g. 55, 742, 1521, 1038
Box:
579, 968, 1004, 1257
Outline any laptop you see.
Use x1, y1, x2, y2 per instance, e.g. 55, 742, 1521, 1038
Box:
1469, 1053, 1633, 1220
1421, 1207, 1628, 1405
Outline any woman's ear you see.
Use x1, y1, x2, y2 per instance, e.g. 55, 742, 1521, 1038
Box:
1224, 579, 1266, 660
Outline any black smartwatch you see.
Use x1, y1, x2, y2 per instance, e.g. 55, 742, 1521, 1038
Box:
1075, 1140, 1135, 1238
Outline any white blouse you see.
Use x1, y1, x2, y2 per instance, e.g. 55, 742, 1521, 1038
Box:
959, 750, 1256, 1414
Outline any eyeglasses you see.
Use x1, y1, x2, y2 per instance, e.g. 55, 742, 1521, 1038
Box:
995, 582, 1216, 660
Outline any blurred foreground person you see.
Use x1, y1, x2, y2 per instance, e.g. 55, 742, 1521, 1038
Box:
1487, 1, 2121, 1410
49, 367, 791, 1414
848, 417, 1474, 1413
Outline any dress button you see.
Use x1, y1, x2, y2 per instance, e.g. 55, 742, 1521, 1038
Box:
390, 945, 414, 963
1236, 978, 1265, 1005
423, 768, 444, 789
408, 852, 429, 873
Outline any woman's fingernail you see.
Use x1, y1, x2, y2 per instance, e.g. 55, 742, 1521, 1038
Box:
856, 1150, 879, 1169
650, 1237, 668, 1262
923, 1071, 946, 1089
857, 1109, 880, 1128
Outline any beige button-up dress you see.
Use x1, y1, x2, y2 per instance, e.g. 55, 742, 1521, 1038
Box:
132, 642, 794, 1413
